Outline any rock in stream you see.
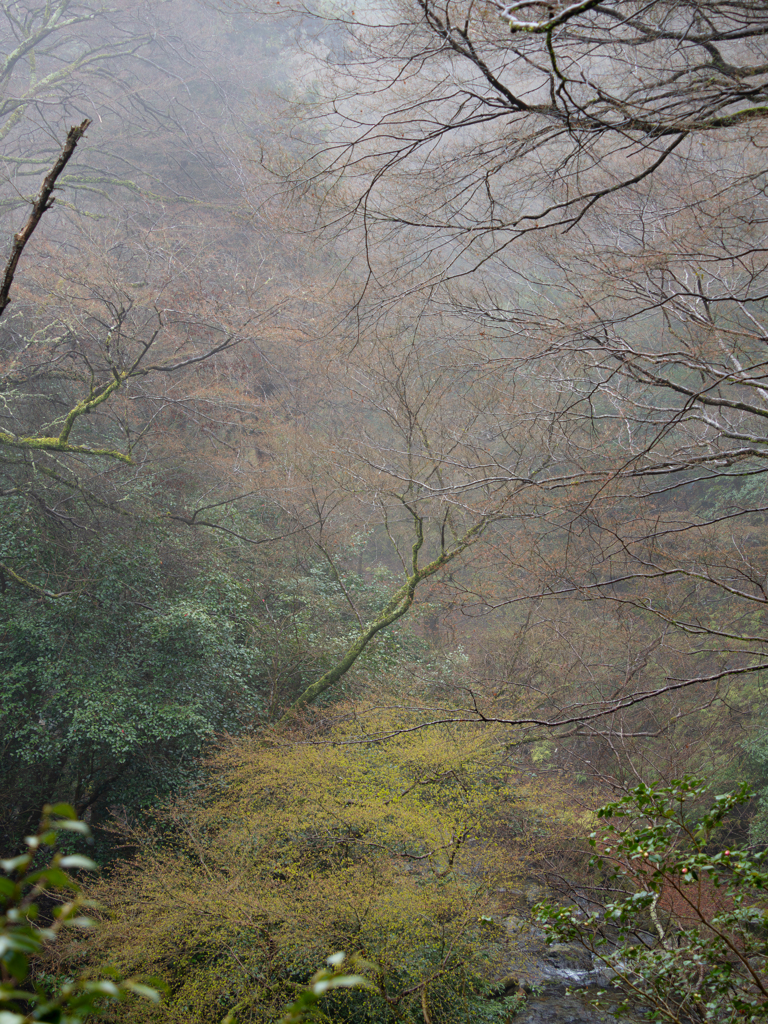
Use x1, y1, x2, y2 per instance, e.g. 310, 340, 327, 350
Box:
488, 885, 645, 1024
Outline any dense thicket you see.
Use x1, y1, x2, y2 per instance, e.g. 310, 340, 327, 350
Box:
77, 710, 583, 1024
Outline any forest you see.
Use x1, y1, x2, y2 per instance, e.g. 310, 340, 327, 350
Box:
2, 1, 768, 1022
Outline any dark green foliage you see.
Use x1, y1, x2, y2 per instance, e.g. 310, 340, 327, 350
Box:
536, 778, 768, 1024
0, 487, 443, 852
742, 723, 768, 842
0, 498, 264, 849
255, 559, 437, 708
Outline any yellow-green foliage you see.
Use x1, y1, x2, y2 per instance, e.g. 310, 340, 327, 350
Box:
86, 707, 589, 1024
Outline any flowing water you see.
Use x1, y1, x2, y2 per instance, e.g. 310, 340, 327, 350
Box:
493, 883, 647, 1024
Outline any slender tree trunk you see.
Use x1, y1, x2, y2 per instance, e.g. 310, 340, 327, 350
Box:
284, 513, 487, 716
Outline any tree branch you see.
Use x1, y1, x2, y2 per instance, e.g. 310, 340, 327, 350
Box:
0, 118, 90, 317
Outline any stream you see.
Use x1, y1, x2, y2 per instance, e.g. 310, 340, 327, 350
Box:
493, 882, 647, 1024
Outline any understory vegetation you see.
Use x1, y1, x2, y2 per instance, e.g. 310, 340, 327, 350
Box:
71, 713, 581, 1024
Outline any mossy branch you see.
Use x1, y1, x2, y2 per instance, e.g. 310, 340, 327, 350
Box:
0, 431, 132, 461
0, 371, 132, 462
286, 509, 487, 715
0, 560, 78, 599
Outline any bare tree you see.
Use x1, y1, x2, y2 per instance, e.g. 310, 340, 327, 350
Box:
274, 0, 768, 294
248, 0, 768, 770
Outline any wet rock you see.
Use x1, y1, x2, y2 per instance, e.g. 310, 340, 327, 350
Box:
503, 914, 547, 941
544, 943, 594, 973
513, 992, 623, 1024
523, 882, 547, 905
490, 889, 644, 1023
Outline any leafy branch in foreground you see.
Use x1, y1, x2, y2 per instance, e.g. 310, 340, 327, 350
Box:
262, 952, 377, 1024
535, 778, 768, 1024
1, 803, 159, 1024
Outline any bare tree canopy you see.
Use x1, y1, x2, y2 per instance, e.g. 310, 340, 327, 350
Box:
278, 0, 768, 290
240, 0, 768, 765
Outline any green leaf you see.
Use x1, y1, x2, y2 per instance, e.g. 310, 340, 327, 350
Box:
59, 855, 98, 871
0, 1012, 27, 1024
0, 856, 30, 874
84, 980, 120, 996
123, 981, 161, 1002
325, 975, 373, 990
46, 803, 77, 819
0, 985, 34, 1000
2, 951, 29, 983
53, 820, 91, 835
0, 931, 41, 956
25, 868, 74, 889
63, 916, 97, 929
